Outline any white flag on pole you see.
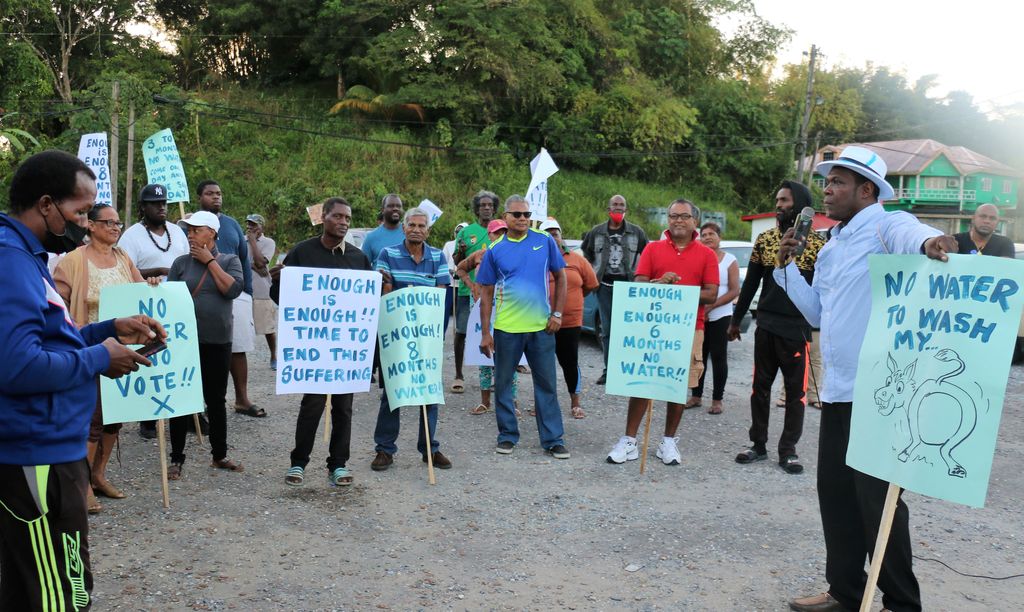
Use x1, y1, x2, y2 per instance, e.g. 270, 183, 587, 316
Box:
525, 148, 558, 220
418, 199, 443, 226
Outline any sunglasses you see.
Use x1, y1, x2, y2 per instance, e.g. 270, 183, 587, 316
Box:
505, 211, 532, 219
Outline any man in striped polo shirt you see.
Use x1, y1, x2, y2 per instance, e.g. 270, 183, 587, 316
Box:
371, 208, 453, 471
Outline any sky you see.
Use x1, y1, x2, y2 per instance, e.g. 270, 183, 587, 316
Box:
741, 0, 1024, 111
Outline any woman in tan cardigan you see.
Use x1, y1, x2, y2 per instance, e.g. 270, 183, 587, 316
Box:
54, 203, 152, 513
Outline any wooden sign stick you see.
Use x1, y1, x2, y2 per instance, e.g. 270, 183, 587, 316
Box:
422, 405, 436, 485
156, 419, 170, 509
323, 394, 332, 444
638, 399, 654, 475
178, 202, 186, 221
859, 482, 902, 612
192, 414, 204, 446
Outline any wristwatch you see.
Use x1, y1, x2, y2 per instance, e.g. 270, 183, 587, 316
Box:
551, 311, 562, 318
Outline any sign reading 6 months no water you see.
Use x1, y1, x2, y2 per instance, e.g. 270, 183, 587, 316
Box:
605, 282, 699, 404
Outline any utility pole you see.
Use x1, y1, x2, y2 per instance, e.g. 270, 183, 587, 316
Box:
124, 101, 135, 222
110, 81, 120, 212
794, 45, 818, 182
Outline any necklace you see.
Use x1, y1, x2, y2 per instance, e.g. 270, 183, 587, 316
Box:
145, 222, 172, 252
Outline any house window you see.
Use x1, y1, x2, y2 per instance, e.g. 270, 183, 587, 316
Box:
822, 151, 835, 161
981, 178, 992, 191
1003, 180, 1012, 194
945, 178, 960, 188
924, 177, 947, 190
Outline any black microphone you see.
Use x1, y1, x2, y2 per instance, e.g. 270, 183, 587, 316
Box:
792, 206, 815, 256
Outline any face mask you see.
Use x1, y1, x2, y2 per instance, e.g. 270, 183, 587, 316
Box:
776, 208, 798, 231
41, 214, 88, 254
609, 212, 625, 224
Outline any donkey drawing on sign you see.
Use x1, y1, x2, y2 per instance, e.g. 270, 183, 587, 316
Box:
873, 348, 977, 478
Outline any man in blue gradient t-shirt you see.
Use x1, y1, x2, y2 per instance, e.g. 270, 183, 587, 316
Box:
477, 195, 569, 459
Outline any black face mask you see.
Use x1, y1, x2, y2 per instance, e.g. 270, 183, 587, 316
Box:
41, 215, 88, 254
776, 207, 798, 232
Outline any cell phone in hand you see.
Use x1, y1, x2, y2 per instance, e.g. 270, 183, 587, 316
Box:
137, 340, 167, 359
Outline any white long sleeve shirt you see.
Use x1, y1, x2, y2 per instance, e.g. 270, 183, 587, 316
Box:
773, 203, 941, 403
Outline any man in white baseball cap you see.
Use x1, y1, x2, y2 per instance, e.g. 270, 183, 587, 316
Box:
774, 145, 957, 612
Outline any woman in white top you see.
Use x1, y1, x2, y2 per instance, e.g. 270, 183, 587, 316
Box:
691, 222, 740, 414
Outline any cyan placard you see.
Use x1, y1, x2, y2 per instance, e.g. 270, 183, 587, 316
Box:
98, 282, 204, 424
605, 282, 700, 403
142, 128, 189, 203
378, 286, 446, 409
850, 254, 1024, 508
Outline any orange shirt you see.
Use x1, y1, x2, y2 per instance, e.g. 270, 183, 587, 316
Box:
548, 249, 599, 328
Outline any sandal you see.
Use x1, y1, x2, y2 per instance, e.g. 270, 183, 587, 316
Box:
516, 365, 529, 374
93, 480, 126, 499
469, 403, 490, 415
735, 448, 767, 464
87, 489, 102, 514
779, 455, 804, 475
571, 406, 586, 419
685, 397, 702, 409
527, 408, 537, 417
707, 401, 723, 415
210, 458, 244, 472
450, 379, 465, 394
285, 466, 304, 486
167, 463, 183, 481
234, 404, 267, 417
329, 467, 353, 486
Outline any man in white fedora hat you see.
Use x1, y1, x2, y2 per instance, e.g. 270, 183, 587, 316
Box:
774, 145, 957, 612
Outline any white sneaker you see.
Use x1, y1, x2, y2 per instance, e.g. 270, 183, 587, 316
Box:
606, 436, 639, 464
656, 437, 682, 466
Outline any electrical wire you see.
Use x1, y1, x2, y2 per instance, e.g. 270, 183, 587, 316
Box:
913, 555, 1024, 581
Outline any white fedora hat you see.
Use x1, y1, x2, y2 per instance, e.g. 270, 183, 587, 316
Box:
816, 145, 895, 201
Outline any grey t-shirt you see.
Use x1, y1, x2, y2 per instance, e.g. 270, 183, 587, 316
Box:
168, 252, 244, 344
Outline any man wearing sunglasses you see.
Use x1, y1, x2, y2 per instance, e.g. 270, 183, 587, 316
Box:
476, 195, 570, 459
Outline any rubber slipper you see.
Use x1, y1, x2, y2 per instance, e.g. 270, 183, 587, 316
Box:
571, 406, 586, 419
469, 403, 490, 415
211, 458, 244, 472
735, 448, 767, 464
450, 379, 465, 393
780, 455, 804, 474
285, 466, 304, 486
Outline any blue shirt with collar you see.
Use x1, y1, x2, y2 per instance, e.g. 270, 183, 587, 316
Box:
375, 241, 451, 289
773, 203, 941, 403
214, 212, 252, 295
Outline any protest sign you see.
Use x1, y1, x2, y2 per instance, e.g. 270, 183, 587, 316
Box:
525, 148, 557, 220
142, 129, 189, 203
77, 133, 112, 205
463, 299, 527, 367
275, 267, 381, 394
605, 282, 700, 403
849, 254, 1024, 507
98, 282, 204, 424
418, 199, 443, 226
378, 286, 446, 408
306, 203, 323, 226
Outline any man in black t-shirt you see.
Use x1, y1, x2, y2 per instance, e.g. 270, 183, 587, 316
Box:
581, 195, 649, 384
270, 197, 371, 488
953, 204, 1015, 258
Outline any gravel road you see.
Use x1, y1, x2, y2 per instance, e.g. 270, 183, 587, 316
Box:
89, 327, 1024, 611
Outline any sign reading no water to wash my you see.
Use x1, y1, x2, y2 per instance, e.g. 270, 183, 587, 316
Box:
275, 267, 382, 395
606, 282, 699, 404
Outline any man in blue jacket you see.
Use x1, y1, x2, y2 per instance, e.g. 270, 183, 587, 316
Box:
0, 150, 166, 611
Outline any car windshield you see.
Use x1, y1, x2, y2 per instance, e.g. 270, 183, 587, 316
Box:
721, 245, 752, 267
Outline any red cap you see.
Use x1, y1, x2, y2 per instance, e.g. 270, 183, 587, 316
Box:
486, 219, 508, 233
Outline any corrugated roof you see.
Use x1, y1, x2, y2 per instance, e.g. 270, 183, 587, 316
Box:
801, 139, 1018, 176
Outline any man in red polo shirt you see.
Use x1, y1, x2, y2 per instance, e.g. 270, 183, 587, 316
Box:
606, 198, 719, 466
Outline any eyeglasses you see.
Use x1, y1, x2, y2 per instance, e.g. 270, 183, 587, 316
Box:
506, 211, 532, 219
91, 219, 124, 230
668, 213, 694, 221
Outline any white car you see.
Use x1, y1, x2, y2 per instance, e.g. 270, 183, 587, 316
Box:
720, 240, 759, 330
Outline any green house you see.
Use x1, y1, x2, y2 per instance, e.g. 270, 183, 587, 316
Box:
806, 139, 1021, 236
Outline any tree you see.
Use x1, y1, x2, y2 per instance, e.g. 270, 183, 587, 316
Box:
1, 0, 145, 103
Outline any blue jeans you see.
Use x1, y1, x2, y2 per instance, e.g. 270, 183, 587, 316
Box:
597, 283, 614, 372
373, 387, 439, 455
493, 329, 565, 448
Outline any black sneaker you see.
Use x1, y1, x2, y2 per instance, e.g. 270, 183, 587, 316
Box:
779, 455, 804, 474
546, 445, 570, 459
495, 441, 515, 454
596, 372, 607, 385
735, 447, 767, 464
